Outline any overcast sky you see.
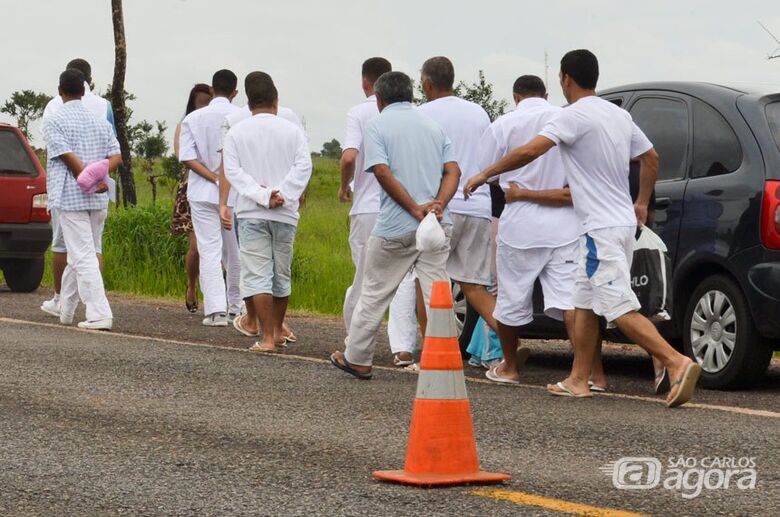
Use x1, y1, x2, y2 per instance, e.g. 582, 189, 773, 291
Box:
2, 0, 780, 150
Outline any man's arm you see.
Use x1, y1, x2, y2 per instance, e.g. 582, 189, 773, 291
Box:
218, 162, 233, 230
179, 119, 218, 183
59, 153, 85, 177
373, 164, 429, 221
339, 149, 357, 202
278, 132, 313, 204
505, 184, 572, 206
435, 161, 461, 208
634, 147, 659, 225
464, 135, 556, 198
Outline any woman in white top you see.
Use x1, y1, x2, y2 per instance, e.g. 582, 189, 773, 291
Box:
171, 83, 212, 312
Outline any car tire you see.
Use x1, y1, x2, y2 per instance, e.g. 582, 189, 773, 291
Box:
2, 257, 45, 293
682, 274, 771, 389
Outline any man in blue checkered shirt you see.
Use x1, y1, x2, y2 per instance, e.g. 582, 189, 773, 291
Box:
42, 68, 122, 331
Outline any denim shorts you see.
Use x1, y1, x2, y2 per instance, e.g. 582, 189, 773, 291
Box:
238, 218, 297, 298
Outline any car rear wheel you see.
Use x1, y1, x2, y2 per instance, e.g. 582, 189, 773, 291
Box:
2, 257, 44, 293
683, 274, 771, 389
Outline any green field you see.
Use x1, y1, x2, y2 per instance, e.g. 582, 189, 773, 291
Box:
10, 157, 354, 315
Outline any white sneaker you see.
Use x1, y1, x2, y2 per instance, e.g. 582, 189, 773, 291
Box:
77, 318, 113, 331
60, 312, 74, 325
202, 313, 228, 327
41, 297, 61, 317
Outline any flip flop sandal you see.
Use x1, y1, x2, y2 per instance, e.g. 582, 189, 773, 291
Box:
393, 353, 415, 367
282, 332, 297, 344
548, 381, 593, 398
666, 363, 702, 408
485, 363, 520, 385
654, 367, 671, 395
588, 381, 607, 393
330, 352, 372, 380
233, 314, 259, 337
248, 342, 280, 354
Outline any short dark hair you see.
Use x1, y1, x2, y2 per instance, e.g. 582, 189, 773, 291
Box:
59, 68, 86, 96
421, 56, 455, 91
66, 58, 91, 83
513, 75, 546, 97
245, 71, 278, 109
361, 57, 392, 85
374, 71, 413, 105
560, 49, 599, 90
212, 69, 238, 96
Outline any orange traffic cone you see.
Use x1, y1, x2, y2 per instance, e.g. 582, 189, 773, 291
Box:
373, 280, 511, 486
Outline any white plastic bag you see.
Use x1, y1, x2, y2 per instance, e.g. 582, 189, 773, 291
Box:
415, 212, 445, 252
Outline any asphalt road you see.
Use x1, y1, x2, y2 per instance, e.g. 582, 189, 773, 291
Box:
1, 290, 779, 516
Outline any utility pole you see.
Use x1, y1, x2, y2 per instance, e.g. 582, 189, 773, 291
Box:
544, 51, 549, 89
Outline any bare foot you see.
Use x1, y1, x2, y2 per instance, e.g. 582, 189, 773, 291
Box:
249, 342, 280, 353
495, 361, 520, 382
331, 351, 371, 374
665, 356, 698, 405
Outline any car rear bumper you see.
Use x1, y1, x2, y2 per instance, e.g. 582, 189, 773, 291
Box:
0, 222, 52, 259
742, 249, 780, 342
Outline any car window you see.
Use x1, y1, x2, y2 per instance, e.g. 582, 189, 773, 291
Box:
0, 130, 38, 176
768, 102, 780, 153
691, 100, 742, 178
630, 97, 689, 182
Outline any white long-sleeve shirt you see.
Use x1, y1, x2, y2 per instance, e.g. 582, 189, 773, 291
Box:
223, 113, 312, 226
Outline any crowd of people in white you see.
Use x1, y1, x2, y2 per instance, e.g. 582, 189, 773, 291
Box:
37, 49, 701, 408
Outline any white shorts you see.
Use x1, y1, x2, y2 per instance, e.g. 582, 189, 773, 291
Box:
572, 226, 641, 322
493, 240, 578, 327
50, 207, 106, 254
447, 213, 492, 286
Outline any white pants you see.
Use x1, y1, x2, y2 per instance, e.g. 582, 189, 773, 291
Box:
344, 213, 417, 354
59, 209, 112, 321
190, 201, 242, 316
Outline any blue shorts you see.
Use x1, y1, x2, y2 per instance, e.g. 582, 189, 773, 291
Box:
238, 218, 296, 298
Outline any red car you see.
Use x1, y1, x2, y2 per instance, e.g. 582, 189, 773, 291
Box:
0, 124, 50, 292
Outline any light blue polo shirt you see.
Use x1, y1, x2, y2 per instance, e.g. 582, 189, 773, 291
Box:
363, 102, 454, 238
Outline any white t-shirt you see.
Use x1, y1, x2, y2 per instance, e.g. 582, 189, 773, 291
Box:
343, 95, 382, 216
539, 95, 653, 233
178, 97, 240, 204
417, 96, 491, 219
223, 114, 312, 226
480, 97, 580, 249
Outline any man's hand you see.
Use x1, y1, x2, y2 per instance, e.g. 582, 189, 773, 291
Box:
338, 185, 352, 203
415, 200, 443, 221
463, 171, 488, 200
219, 205, 233, 231
505, 183, 527, 203
634, 202, 648, 226
269, 191, 285, 209
94, 182, 109, 194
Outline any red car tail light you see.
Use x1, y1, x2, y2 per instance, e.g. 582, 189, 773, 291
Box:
761, 180, 780, 250
31, 193, 50, 222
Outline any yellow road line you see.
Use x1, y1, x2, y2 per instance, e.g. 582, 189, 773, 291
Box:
2, 317, 778, 419
471, 488, 648, 517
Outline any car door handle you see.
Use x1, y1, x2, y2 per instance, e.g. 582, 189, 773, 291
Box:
656, 197, 671, 209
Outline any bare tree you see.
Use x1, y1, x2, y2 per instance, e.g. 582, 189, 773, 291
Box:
111, 0, 137, 206
758, 21, 780, 60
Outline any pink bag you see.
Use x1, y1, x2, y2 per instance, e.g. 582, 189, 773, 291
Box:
76, 159, 109, 193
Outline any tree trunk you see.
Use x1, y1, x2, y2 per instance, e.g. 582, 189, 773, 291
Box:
110, 0, 136, 207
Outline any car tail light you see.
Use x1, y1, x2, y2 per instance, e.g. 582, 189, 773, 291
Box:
761, 180, 780, 250
31, 193, 50, 222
